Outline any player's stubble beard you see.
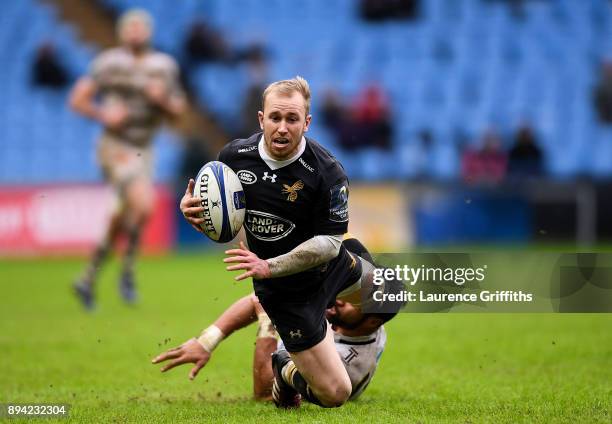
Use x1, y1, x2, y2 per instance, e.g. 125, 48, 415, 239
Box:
265, 128, 304, 161
128, 42, 150, 57
122, 32, 150, 57
327, 308, 368, 330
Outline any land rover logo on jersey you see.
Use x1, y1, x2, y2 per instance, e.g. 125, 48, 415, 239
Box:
245, 210, 295, 241
237, 170, 257, 185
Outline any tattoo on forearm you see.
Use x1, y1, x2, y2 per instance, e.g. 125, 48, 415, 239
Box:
267, 236, 342, 278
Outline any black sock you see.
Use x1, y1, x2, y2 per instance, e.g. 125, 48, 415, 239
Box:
122, 225, 141, 278
80, 242, 110, 287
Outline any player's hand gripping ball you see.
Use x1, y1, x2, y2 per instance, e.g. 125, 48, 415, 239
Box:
193, 161, 246, 243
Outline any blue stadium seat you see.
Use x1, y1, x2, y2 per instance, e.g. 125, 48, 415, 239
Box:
4, 0, 612, 183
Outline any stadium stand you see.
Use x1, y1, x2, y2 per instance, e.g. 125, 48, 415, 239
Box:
3, 0, 612, 183
96, 0, 612, 180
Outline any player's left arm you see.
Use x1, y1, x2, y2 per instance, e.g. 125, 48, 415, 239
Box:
251, 296, 276, 401
224, 171, 350, 281
145, 58, 186, 118
145, 78, 186, 118
224, 235, 342, 280
158, 88, 186, 118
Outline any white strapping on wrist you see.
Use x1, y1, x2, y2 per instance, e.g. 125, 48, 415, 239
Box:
196, 325, 225, 353
256, 313, 278, 339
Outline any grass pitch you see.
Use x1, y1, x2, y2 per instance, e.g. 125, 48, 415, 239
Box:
0, 253, 610, 423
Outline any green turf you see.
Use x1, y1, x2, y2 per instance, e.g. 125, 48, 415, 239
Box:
0, 254, 610, 423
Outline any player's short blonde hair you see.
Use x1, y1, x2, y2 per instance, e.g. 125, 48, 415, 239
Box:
261, 76, 311, 116
117, 9, 154, 37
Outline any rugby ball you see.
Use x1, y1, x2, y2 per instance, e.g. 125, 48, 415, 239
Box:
193, 161, 246, 243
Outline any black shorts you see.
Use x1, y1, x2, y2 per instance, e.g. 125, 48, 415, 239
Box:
255, 248, 362, 352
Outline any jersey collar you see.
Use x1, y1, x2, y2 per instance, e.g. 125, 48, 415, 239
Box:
334, 326, 383, 343
258, 135, 306, 170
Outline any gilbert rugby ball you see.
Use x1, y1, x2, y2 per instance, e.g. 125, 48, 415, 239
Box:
193, 161, 246, 243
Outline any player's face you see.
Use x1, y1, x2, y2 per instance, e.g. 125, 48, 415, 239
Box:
258, 91, 312, 160
326, 300, 365, 330
120, 19, 151, 50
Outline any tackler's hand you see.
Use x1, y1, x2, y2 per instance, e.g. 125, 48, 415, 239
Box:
152, 338, 211, 381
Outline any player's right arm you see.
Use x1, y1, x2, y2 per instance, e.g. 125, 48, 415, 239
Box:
179, 144, 231, 234
179, 178, 206, 233
151, 294, 274, 390
69, 77, 101, 120
251, 295, 276, 400
151, 294, 256, 380
69, 77, 128, 129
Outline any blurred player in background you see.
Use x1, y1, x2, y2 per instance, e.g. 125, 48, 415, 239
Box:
69, 9, 186, 309
152, 237, 399, 404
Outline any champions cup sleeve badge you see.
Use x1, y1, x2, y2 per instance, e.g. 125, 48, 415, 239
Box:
282, 180, 304, 202
329, 182, 349, 222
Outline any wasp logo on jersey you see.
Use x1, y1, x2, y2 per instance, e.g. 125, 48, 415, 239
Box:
329, 182, 349, 222
245, 210, 295, 241
282, 180, 304, 202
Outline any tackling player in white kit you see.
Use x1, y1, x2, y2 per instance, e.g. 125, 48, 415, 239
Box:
152, 237, 399, 404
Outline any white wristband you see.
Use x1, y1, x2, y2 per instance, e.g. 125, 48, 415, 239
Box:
196, 325, 225, 353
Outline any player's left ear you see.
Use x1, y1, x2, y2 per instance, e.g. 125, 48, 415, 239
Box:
257, 111, 264, 130
303, 114, 312, 132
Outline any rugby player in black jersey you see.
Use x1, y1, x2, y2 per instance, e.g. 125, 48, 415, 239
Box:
181, 77, 365, 408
